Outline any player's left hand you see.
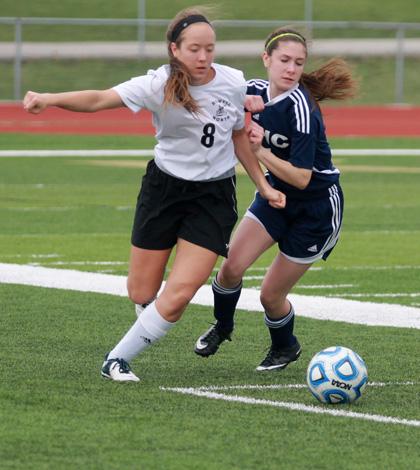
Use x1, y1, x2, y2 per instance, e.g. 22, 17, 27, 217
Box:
247, 120, 265, 153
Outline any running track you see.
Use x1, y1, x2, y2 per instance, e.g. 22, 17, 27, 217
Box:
1, 103, 420, 136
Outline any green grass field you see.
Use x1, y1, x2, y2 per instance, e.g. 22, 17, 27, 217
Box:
1, 133, 420, 469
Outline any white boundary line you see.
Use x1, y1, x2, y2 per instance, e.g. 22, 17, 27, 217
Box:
160, 384, 420, 428
1, 148, 420, 157
0, 149, 155, 157
189, 381, 417, 391
1, 263, 419, 426
1, 263, 420, 328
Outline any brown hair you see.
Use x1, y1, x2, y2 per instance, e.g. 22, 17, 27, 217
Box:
164, 7, 214, 113
264, 28, 358, 103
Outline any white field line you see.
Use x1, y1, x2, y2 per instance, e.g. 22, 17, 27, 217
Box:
296, 284, 356, 289
190, 381, 417, 391
160, 386, 420, 428
330, 265, 420, 271
332, 293, 420, 298
333, 149, 420, 156
29, 261, 127, 266
0, 150, 155, 157
1, 263, 420, 329
1, 149, 420, 157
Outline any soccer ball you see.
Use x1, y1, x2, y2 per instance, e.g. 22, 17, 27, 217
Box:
306, 346, 368, 404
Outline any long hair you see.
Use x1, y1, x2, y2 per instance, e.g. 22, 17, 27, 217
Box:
164, 7, 214, 114
264, 28, 358, 103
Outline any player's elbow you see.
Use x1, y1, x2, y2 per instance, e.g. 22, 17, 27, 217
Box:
294, 169, 312, 190
89, 89, 122, 112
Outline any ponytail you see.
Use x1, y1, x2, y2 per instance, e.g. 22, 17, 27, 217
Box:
301, 58, 358, 102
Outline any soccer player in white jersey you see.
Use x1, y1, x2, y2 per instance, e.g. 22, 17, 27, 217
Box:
195, 28, 358, 371
23, 7, 285, 382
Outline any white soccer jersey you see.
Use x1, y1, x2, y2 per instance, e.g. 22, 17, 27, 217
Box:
113, 63, 246, 181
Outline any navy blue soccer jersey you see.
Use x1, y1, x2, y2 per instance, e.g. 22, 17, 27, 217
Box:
247, 79, 339, 199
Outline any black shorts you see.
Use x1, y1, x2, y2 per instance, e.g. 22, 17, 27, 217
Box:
131, 160, 238, 257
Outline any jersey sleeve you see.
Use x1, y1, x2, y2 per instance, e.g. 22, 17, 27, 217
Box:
113, 70, 164, 113
287, 95, 317, 169
233, 79, 247, 130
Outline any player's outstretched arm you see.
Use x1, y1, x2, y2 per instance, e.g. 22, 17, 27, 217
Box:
23, 89, 124, 114
233, 128, 285, 209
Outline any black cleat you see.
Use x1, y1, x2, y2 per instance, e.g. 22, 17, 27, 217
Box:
256, 340, 302, 371
194, 324, 232, 357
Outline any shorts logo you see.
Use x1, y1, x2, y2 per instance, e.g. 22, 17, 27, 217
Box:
307, 244, 318, 253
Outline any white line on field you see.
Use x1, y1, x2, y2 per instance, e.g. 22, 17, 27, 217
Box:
333, 149, 420, 156
160, 386, 420, 428
218, 265, 420, 272
242, 277, 355, 288
191, 381, 416, 391
332, 265, 420, 271
0, 150, 155, 157
28, 261, 127, 266
330, 293, 420, 298
1, 149, 420, 157
296, 284, 356, 289
1, 263, 420, 328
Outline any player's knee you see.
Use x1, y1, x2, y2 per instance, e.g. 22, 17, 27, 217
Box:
161, 283, 196, 313
219, 260, 244, 286
127, 283, 157, 306
260, 289, 285, 313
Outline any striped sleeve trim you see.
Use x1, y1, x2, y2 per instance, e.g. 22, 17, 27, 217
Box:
247, 79, 269, 91
290, 89, 310, 134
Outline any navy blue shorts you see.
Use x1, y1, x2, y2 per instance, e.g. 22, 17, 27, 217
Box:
131, 160, 238, 257
247, 184, 344, 263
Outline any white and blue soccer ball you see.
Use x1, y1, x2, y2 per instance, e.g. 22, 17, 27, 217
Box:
306, 346, 368, 404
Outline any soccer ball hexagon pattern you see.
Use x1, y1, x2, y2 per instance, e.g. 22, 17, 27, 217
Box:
306, 346, 368, 404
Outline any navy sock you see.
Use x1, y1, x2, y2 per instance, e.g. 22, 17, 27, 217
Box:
265, 304, 297, 349
212, 276, 242, 332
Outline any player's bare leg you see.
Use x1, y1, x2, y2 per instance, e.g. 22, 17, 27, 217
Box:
102, 239, 218, 381
156, 238, 218, 322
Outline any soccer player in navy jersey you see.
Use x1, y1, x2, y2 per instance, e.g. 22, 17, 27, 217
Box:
195, 28, 358, 371
23, 8, 285, 382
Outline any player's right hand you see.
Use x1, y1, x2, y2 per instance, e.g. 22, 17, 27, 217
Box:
244, 95, 265, 113
23, 91, 48, 114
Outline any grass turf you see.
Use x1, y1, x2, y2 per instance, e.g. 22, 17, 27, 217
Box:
0, 133, 419, 468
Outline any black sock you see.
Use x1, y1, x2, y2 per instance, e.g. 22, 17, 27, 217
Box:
265, 304, 297, 349
212, 276, 242, 332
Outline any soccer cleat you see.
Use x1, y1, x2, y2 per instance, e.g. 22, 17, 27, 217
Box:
101, 355, 140, 382
256, 340, 302, 372
194, 324, 232, 357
